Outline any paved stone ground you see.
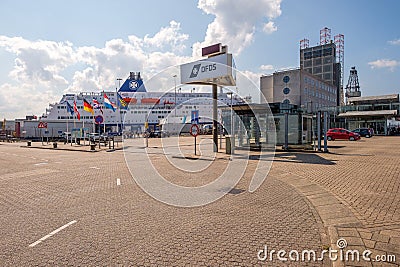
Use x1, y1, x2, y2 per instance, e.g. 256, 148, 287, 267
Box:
0, 136, 398, 266
0, 140, 327, 266
270, 136, 400, 266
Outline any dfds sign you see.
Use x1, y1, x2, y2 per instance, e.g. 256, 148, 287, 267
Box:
180, 53, 236, 86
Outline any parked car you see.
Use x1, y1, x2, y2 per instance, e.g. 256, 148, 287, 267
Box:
352, 128, 373, 138
202, 124, 213, 134
149, 130, 170, 138
326, 128, 360, 141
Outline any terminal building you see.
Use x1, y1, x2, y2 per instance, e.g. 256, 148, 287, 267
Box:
256, 28, 343, 147
260, 68, 338, 111
332, 94, 400, 136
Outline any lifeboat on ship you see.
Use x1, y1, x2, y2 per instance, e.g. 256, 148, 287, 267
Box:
123, 97, 137, 104
141, 98, 160, 105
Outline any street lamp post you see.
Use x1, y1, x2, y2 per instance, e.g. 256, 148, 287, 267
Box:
173, 75, 177, 117
227, 92, 234, 154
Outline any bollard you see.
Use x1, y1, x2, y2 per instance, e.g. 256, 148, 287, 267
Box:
53, 142, 57, 149
225, 135, 232, 155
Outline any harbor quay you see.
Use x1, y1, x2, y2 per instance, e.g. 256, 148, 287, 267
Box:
0, 136, 399, 266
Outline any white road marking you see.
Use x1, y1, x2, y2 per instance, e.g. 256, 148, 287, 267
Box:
117, 178, 121, 186
29, 220, 77, 247
34, 162, 48, 166
89, 166, 100, 170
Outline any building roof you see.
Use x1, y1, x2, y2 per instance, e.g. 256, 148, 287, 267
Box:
348, 94, 399, 104
338, 110, 398, 117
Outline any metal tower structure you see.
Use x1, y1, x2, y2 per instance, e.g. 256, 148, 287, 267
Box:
334, 34, 345, 105
345, 66, 361, 100
320, 27, 332, 45
300, 38, 309, 49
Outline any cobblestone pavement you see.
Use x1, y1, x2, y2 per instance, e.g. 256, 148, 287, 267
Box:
0, 136, 398, 266
0, 140, 326, 266
270, 136, 400, 266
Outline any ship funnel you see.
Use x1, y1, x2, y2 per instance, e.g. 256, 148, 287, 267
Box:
130, 72, 141, 80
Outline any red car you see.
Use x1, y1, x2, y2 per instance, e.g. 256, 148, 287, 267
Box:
326, 128, 360, 141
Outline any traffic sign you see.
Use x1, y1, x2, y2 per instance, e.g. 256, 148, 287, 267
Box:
37, 122, 47, 128
191, 110, 199, 124
95, 115, 104, 124
190, 124, 200, 137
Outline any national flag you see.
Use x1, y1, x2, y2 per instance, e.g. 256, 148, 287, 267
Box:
103, 93, 116, 112
83, 99, 94, 114
73, 99, 81, 120
117, 93, 128, 110
66, 101, 74, 116
93, 98, 103, 114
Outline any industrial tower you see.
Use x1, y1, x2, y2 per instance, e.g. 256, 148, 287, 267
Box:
300, 27, 345, 106
345, 66, 361, 100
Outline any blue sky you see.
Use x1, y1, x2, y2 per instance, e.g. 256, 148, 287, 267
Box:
0, 0, 399, 119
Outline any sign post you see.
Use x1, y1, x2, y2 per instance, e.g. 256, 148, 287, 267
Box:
190, 124, 200, 155
95, 115, 104, 149
38, 121, 47, 145
145, 121, 149, 148
180, 44, 236, 154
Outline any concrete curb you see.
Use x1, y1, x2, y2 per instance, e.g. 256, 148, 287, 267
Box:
275, 172, 373, 267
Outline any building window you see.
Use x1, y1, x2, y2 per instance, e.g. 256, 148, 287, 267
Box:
323, 73, 332, 80
323, 47, 332, 56
323, 65, 332, 72
313, 67, 322, 74
313, 58, 322, 65
312, 50, 322, 58
304, 52, 312, 60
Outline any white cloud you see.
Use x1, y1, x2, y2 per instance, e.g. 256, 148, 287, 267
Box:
368, 59, 399, 71
143, 21, 189, 53
0, 21, 192, 118
260, 64, 274, 71
193, 0, 282, 57
0, 5, 281, 119
0, 36, 73, 85
262, 21, 277, 34
388, 39, 400, 45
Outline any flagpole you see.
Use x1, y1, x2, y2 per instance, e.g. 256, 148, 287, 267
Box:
82, 113, 85, 146
116, 88, 119, 133
92, 114, 95, 135
102, 90, 106, 135
73, 113, 76, 146
66, 116, 69, 144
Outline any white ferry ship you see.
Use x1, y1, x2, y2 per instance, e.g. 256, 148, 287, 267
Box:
24, 72, 247, 138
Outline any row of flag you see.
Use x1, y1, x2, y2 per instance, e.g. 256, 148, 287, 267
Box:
65, 93, 128, 121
